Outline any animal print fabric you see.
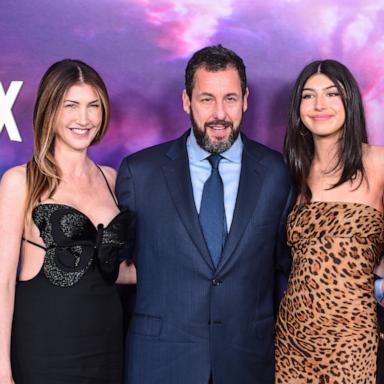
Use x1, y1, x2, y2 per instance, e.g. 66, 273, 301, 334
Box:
275, 201, 384, 384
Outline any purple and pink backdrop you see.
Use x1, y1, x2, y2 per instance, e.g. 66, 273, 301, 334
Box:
1, 0, 384, 176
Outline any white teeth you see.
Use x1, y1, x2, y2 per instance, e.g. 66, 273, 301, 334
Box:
71, 128, 88, 135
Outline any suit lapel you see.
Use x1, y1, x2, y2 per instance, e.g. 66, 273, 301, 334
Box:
162, 132, 214, 269
217, 138, 266, 272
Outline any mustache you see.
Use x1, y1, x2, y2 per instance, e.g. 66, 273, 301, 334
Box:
204, 120, 233, 129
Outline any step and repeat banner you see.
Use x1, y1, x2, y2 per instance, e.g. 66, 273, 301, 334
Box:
1, 0, 384, 176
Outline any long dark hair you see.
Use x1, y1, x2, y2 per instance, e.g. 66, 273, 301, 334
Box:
284, 59, 367, 202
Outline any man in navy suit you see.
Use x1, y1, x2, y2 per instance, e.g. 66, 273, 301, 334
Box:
116, 45, 293, 384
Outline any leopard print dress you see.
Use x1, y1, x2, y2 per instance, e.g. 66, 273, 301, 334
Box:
275, 201, 384, 384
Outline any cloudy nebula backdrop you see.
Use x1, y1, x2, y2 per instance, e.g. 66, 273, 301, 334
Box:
1, 0, 384, 175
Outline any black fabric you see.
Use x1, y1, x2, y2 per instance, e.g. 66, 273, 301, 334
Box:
11, 205, 134, 383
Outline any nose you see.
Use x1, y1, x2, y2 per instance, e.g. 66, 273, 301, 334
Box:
314, 95, 326, 110
77, 107, 89, 126
213, 100, 226, 120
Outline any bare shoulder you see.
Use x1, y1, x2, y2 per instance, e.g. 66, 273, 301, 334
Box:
99, 165, 117, 186
364, 144, 384, 168
0, 165, 27, 194
364, 143, 384, 157
363, 144, 384, 183
0, 165, 27, 219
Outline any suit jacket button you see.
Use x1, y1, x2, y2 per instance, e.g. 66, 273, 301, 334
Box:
212, 278, 222, 286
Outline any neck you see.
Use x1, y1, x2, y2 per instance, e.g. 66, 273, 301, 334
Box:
54, 145, 92, 178
312, 135, 341, 174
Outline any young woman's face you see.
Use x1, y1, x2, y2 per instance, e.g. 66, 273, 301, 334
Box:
300, 73, 346, 139
54, 83, 102, 151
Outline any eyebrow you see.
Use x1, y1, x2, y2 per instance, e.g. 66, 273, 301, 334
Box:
302, 85, 338, 91
63, 99, 100, 104
198, 92, 240, 97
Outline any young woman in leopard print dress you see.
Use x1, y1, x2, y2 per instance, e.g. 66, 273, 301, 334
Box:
275, 59, 384, 384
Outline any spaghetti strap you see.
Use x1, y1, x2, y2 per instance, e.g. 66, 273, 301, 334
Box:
22, 237, 47, 251
96, 164, 118, 207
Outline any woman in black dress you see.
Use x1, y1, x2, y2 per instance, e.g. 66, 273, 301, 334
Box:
0, 59, 136, 383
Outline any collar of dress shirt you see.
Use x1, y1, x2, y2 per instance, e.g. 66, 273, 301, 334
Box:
186, 128, 243, 163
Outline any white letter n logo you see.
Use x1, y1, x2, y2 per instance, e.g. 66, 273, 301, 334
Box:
0, 81, 23, 142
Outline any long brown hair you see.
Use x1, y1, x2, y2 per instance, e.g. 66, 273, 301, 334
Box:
25, 59, 110, 221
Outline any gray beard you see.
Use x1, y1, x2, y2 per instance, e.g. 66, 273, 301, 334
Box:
190, 112, 242, 154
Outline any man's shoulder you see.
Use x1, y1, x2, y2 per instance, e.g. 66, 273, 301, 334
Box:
125, 140, 174, 160
243, 136, 285, 165
120, 132, 187, 166
243, 137, 293, 194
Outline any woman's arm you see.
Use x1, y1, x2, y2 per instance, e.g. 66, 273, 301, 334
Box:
0, 166, 27, 383
116, 261, 137, 284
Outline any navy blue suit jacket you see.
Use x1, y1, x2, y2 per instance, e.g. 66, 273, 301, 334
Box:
116, 130, 294, 384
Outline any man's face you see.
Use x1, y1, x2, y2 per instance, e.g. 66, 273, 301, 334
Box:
182, 66, 248, 153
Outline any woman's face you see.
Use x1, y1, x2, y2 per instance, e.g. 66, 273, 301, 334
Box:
54, 82, 102, 151
300, 73, 346, 139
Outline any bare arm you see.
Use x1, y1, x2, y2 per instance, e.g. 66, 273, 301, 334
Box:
0, 166, 27, 383
116, 261, 137, 284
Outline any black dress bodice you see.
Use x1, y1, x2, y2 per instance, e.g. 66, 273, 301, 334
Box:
32, 203, 134, 287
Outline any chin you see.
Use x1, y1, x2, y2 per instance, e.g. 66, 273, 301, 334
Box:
62, 140, 92, 152
211, 137, 228, 145
208, 132, 231, 143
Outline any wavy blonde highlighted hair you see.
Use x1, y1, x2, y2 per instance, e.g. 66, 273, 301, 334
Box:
25, 59, 110, 222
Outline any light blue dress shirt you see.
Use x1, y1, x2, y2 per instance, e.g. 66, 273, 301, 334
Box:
186, 129, 243, 230
375, 278, 384, 304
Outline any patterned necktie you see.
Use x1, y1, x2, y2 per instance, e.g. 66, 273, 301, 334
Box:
199, 154, 227, 267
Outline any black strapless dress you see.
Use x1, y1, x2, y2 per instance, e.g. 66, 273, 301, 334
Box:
11, 203, 134, 384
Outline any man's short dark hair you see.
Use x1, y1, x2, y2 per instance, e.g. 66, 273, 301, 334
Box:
185, 44, 247, 98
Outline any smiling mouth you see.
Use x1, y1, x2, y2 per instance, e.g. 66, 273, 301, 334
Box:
208, 125, 228, 131
205, 121, 232, 131
312, 115, 333, 121
69, 128, 91, 135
